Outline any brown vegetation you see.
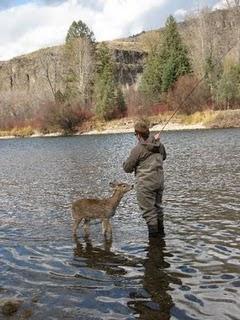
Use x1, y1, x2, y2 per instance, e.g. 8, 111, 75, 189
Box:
0, 6, 240, 136
205, 109, 240, 128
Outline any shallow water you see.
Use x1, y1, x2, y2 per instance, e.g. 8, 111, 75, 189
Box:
0, 129, 239, 320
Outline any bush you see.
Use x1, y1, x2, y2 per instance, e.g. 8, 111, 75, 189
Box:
206, 110, 240, 128
36, 101, 92, 134
166, 75, 211, 114
10, 126, 34, 137
214, 63, 240, 109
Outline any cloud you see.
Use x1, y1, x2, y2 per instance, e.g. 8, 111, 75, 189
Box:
174, 8, 187, 19
0, 0, 168, 61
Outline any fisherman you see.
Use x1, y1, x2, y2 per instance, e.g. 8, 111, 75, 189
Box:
123, 120, 166, 238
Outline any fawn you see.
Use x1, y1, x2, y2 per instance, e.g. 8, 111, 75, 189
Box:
71, 181, 133, 237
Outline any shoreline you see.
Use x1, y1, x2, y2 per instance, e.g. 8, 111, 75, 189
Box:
1, 107, 240, 140
81, 122, 206, 135
0, 122, 206, 140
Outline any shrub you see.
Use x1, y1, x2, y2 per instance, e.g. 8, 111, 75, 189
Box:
10, 126, 34, 137
36, 101, 92, 134
166, 75, 211, 114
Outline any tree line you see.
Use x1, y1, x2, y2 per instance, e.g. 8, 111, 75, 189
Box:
0, 4, 240, 134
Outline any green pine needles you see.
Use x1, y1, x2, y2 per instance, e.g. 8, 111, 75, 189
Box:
140, 15, 192, 104
65, 20, 95, 43
94, 44, 126, 120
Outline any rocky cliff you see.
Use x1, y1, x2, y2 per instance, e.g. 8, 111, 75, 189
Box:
0, 8, 239, 102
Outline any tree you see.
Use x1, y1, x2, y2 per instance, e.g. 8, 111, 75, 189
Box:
64, 37, 95, 105
215, 63, 240, 108
139, 15, 191, 104
94, 44, 126, 120
39, 51, 58, 100
159, 15, 191, 92
204, 51, 222, 96
224, 0, 240, 63
64, 21, 95, 105
139, 52, 163, 103
66, 20, 95, 43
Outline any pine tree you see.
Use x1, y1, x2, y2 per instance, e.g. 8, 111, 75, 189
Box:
160, 15, 191, 92
139, 52, 162, 103
94, 44, 125, 120
66, 20, 95, 43
139, 15, 191, 103
115, 86, 126, 115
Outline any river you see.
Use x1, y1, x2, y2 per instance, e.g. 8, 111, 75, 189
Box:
0, 128, 239, 319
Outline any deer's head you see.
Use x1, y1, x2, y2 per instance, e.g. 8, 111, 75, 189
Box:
109, 181, 134, 194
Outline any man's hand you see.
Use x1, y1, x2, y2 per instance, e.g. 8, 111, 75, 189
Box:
154, 132, 161, 140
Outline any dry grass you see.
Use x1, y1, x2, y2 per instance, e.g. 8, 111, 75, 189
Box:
179, 111, 216, 125
205, 109, 240, 128
0, 126, 34, 138
1, 110, 239, 138
97, 109, 240, 131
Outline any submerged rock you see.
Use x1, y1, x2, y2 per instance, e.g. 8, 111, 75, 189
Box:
1, 299, 22, 316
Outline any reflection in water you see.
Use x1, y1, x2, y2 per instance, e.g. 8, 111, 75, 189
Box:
73, 235, 139, 277
1, 129, 239, 319
73, 235, 181, 319
129, 237, 181, 320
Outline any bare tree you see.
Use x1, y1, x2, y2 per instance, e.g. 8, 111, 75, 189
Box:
225, 0, 240, 7
64, 38, 95, 106
224, 0, 240, 62
39, 52, 58, 100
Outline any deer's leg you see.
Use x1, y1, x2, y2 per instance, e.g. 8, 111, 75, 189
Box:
106, 220, 112, 238
83, 218, 90, 236
72, 218, 82, 236
102, 219, 108, 236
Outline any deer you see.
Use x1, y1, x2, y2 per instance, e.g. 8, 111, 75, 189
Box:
71, 181, 133, 238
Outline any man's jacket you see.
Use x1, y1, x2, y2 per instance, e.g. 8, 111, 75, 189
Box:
123, 135, 166, 190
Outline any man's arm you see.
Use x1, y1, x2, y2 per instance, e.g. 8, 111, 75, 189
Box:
154, 134, 166, 161
161, 144, 166, 161
123, 146, 140, 173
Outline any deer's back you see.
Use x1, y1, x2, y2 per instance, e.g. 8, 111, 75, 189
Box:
72, 198, 112, 219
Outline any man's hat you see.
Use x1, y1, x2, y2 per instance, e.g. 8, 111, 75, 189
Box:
134, 120, 150, 135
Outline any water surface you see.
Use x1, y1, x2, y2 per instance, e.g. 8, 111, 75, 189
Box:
0, 129, 239, 319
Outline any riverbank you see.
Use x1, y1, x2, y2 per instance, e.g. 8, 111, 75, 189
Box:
81, 120, 205, 135
0, 109, 239, 139
0, 122, 206, 139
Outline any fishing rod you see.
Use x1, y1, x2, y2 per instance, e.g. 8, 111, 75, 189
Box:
158, 39, 239, 133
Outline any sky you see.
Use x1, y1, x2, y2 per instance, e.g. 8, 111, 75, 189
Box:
0, 0, 229, 61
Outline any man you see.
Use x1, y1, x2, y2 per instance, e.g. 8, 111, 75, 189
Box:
123, 120, 166, 238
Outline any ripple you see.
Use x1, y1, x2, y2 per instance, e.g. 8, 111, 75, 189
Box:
1, 130, 240, 319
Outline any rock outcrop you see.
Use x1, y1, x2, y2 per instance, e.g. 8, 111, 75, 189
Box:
0, 8, 239, 102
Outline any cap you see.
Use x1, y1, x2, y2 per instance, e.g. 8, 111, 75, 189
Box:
134, 120, 150, 135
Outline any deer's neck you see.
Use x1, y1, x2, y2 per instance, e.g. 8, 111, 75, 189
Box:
109, 190, 124, 210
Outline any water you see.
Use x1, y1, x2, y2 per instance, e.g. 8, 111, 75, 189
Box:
0, 129, 239, 320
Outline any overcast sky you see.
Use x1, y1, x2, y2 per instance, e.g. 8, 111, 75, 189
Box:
0, 0, 228, 61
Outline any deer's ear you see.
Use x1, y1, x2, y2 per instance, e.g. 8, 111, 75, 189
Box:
109, 180, 118, 188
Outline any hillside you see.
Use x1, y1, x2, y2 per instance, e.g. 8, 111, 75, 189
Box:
0, 8, 239, 98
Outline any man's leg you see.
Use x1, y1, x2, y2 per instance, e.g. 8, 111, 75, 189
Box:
155, 189, 165, 236
137, 188, 158, 237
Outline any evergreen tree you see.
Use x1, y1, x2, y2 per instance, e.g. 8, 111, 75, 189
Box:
140, 15, 191, 103
66, 20, 95, 43
94, 44, 125, 120
160, 15, 191, 92
115, 86, 126, 115
139, 52, 162, 103
215, 63, 240, 108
